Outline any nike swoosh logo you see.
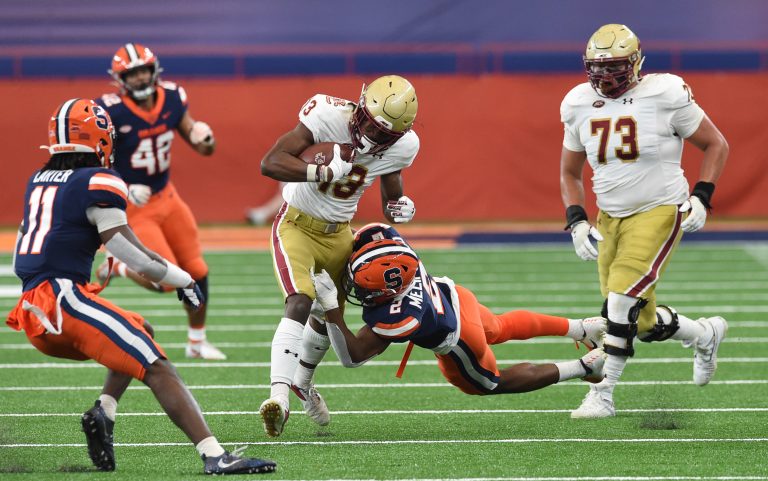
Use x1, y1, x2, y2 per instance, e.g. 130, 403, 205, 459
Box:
218, 458, 243, 469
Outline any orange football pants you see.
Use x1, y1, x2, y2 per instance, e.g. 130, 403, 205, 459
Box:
126, 182, 208, 283
6, 280, 166, 380
436, 285, 569, 395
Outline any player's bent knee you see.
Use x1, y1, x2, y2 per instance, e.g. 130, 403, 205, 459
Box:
604, 296, 648, 357
638, 305, 680, 343
285, 294, 313, 323
183, 258, 208, 281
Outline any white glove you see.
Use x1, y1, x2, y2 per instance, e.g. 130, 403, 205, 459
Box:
571, 221, 603, 261
309, 299, 326, 324
385, 195, 416, 224
127, 184, 152, 207
189, 121, 214, 146
311, 269, 339, 311
319, 144, 354, 182
679, 196, 707, 233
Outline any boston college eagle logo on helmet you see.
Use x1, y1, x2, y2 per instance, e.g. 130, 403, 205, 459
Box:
343, 238, 420, 306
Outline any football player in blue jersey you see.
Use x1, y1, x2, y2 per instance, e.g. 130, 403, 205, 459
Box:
7, 99, 275, 475
308, 223, 607, 398
94, 43, 225, 360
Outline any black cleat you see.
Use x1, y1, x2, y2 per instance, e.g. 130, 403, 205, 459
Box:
81, 400, 115, 471
203, 447, 276, 475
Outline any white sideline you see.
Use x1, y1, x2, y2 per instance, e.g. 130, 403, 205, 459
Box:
1, 357, 768, 369
1, 379, 767, 392
2, 407, 768, 418
2, 438, 768, 448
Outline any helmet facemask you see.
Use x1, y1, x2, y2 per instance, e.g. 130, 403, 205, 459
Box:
343, 239, 419, 307
349, 99, 405, 155
118, 65, 159, 101
584, 54, 642, 99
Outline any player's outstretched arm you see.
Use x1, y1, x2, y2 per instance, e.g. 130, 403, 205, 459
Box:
312, 269, 389, 366
89, 208, 203, 308
178, 111, 215, 156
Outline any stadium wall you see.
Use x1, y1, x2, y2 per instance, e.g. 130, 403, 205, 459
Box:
1, 72, 766, 224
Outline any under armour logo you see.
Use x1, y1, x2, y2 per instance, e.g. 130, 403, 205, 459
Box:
623, 98, 633, 104
284, 349, 298, 358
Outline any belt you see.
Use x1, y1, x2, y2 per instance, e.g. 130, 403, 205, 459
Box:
286, 205, 349, 234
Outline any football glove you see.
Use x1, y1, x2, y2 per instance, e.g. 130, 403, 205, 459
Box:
318, 144, 354, 183
311, 269, 339, 312
385, 195, 416, 224
570, 221, 603, 261
189, 121, 214, 146
679, 196, 707, 233
127, 184, 152, 207
177, 283, 205, 310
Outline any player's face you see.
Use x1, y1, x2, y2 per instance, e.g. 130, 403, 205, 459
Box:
350, 106, 404, 154
589, 60, 632, 97
123, 66, 153, 91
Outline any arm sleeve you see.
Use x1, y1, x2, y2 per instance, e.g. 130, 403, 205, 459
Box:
103, 233, 193, 288
85, 206, 128, 233
326, 323, 378, 368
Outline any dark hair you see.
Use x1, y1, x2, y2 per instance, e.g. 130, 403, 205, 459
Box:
41, 153, 101, 171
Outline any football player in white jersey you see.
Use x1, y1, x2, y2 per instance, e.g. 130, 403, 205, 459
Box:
257, 75, 419, 436
559, 24, 729, 418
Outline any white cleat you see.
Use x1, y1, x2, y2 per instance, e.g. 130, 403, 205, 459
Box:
259, 398, 290, 437
571, 384, 615, 419
579, 347, 607, 383
185, 340, 227, 360
579, 317, 607, 350
692, 316, 728, 386
291, 384, 330, 426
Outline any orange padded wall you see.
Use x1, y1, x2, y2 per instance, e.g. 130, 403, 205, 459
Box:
1, 73, 765, 224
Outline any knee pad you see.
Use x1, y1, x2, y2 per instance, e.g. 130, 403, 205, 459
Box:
639, 305, 680, 343
604, 297, 648, 357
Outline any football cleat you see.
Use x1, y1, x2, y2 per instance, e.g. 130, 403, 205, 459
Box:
571, 384, 615, 419
186, 340, 227, 360
259, 398, 290, 438
81, 401, 116, 471
291, 384, 330, 426
203, 446, 276, 475
579, 347, 607, 383
578, 316, 607, 350
692, 316, 728, 386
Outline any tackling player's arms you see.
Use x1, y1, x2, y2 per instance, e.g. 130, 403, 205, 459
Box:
324, 308, 390, 363
260, 122, 315, 181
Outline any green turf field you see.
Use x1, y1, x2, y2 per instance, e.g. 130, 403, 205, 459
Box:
1, 243, 767, 481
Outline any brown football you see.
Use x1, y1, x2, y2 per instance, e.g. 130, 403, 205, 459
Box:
299, 142, 355, 166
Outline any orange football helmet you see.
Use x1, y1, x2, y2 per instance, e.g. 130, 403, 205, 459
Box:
45, 98, 115, 167
108, 42, 163, 100
343, 238, 420, 306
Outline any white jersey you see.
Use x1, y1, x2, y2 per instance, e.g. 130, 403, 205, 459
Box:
560, 73, 705, 218
282, 94, 419, 222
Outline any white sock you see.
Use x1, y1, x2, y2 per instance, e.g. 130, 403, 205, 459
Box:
195, 436, 226, 458
668, 310, 707, 341
270, 317, 305, 394
98, 394, 118, 421
554, 360, 586, 381
294, 318, 331, 390
188, 326, 206, 345
566, 319, 585, 340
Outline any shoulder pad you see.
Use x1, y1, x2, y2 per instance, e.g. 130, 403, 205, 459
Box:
159, 80, 178, 91
99, 93, 123, 108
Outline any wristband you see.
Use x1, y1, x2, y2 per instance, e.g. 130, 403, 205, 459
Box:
564, 205, 588, 230
691, 181, 715, 209
160, 262, 193, 288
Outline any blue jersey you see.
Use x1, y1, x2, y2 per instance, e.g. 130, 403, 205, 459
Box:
14, 168, 128, 291
96, 82, 188, 193
362, 265, 458, 350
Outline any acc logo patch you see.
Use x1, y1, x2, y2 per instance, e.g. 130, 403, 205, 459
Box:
592, 100, 605, 108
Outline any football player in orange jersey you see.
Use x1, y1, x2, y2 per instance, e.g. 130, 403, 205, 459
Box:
95, 43, 226, 360
8, 98, 275, 475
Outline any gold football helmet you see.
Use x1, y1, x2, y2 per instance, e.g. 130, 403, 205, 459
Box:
350, 75, 418, 154
584, 24, 644, 99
